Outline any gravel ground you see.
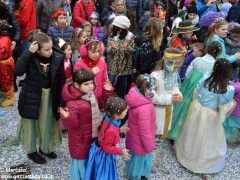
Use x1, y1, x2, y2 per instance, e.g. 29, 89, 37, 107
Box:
0, 91, 240, 180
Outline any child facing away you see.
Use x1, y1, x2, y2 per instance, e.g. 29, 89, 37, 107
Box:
150, 48, 184, 139
224, 81, 240, 143
0, 19, 15, 108
70, 28, 87, 66
59, 68, 113, 180
85, 96, 131, 180
175, 59, 235, 175
126, 74, 156, 180
74, 36, 108, 100
47, 7, 74, 46
90, 12, 103, 38
168, 41, 223, 140
58, 38, 73, 82
14, 31, 66, 164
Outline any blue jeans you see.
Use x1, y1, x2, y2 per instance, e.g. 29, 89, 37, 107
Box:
108, 74, 128, 99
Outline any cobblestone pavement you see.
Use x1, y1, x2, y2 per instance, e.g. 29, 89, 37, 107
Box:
0, 91, 239, 180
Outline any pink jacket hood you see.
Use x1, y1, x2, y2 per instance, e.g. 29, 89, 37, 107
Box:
126, 87, 153, 109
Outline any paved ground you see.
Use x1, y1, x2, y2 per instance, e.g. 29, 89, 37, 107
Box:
0, 90, 240, 180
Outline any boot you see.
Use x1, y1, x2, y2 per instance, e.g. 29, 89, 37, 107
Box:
0, 86, 15, 107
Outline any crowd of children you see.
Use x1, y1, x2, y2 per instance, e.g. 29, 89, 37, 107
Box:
1, 0, 240, 179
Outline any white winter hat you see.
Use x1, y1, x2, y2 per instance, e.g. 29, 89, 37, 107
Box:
112, 15, 130, 29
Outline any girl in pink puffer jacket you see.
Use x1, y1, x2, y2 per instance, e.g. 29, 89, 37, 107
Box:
126, 74, 156, 180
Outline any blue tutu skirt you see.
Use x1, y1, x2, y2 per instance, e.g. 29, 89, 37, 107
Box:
85, 141, 118, 180
126, 151, 153, 180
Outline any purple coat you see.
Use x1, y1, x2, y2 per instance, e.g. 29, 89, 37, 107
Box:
231, 82, 240, 117
126, 87, 156, 155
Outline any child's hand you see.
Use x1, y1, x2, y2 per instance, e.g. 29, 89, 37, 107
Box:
29, 41, 39, 53
120, 126, 130, 133
103, 81, 113, 90
235, 52, 240, 59
172, 93, 182, 103
122, 148, 131, 160
11, 41, 16, 50
92, 67, 100, 75
59, 107, 70, 118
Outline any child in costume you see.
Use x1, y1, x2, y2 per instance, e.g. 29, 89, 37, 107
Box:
224, 81, 240, 143
175, 59, 235, 174
15, 31, 65, 164
47, 7, 74, 46
206, 18, 240, 63
171, 20, 202, 81
70, 28, 87, 66
59, 68, 113, 180
74, 36, 108, 101
90, 12, 103, 38
126, 74, 156, 180
85, 96, 131, 180
168, 41, 223, 140
107, 15, 134, 98
150, 48, 184, 139
0, 19, 15, 107
58, 38, 73, 82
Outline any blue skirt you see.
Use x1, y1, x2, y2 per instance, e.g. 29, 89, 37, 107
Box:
126, 151, 153, 180
70, 158, 87, 180
85, 141, 118, 180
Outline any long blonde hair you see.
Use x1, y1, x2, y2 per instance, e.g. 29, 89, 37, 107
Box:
205, 19, 228, 44
70, 28, 86, 51
144, 17, 163, 52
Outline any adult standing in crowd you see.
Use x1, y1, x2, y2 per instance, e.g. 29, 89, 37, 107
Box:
13, 0, 36, 54
36, 0, 65, 33
71, 0, 95, 28
0, 1, 21, 51
197, 0, 217, 18
125, 0, 143, 22
227, 0, 240, 23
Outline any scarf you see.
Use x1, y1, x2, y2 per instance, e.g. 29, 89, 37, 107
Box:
105, 114, 121, 128
82, 55, 100, 68
81, 93, 101, 138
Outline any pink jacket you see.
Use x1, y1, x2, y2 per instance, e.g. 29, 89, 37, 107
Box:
74, 58, 108, 101
126, 87, 156, 155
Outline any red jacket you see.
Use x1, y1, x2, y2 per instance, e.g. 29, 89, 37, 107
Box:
71, 1, 95, 28
60, 82, 113, 160
15, 0, 36, 41
98, 118, 122, 155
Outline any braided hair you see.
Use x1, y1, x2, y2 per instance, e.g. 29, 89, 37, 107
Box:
99, 96, 127, 142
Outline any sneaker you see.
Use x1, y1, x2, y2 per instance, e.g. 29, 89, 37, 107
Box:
27, 152, 46, 164
39, 149, 57, 159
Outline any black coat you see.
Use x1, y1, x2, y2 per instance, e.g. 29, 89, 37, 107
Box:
0, 6, 21, 41
14, 48, 66, 120
227, 2, 240, 24
134, 34, 162, 74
